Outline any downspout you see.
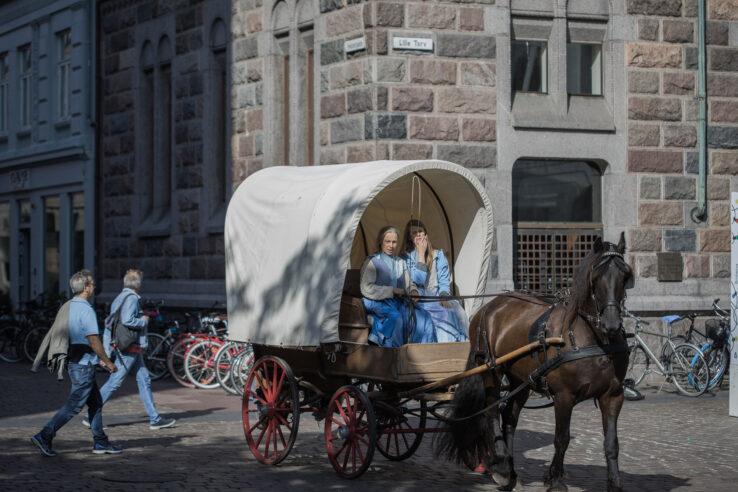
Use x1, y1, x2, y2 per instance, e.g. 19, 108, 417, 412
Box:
691, 0, 708, 222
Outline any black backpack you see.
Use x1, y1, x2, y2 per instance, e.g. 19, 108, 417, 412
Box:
108, 294, 140, 350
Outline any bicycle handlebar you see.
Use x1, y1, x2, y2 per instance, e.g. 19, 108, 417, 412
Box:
623, 308, 650, 325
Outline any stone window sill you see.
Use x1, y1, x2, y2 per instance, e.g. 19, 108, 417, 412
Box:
511, 93, 615, 131
137, 213, 172, 238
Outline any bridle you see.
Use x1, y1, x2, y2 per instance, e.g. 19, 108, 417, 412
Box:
582, 250, 631, 336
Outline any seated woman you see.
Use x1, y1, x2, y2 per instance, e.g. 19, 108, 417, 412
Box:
360, 226, 435, 347
401, 220, 469, 343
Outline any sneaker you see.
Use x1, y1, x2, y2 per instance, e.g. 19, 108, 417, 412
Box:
150, 417, 176, 430
31, 434, 56, 457
92, 442, 122, 454
82, 418, 108, 430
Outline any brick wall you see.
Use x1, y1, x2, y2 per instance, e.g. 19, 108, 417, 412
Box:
626, 0, 738, 282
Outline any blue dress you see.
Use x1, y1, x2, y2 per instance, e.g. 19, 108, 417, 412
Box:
360, 253, 435, 347
403, 250, 469, 343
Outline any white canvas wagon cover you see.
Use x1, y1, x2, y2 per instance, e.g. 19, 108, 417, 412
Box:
225, 160, 494, 346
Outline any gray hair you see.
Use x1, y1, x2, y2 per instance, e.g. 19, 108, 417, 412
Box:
123, 269, 143, 290
69, 270, 93, 295
376, 226, 400, 256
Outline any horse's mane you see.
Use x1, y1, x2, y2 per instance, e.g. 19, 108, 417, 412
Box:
563, 244, 606, 330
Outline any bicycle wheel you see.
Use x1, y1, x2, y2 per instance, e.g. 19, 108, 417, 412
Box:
144, 333, 171, 380
699, 343, 729, 390
184, 339, 222, 389
231, 345, 255, 396
626, 345, 650, 388
0, 325, 24, 363
167, 337, 197, 388
660, 335, 686, 366
23, 326, 48, 362
670, 343, 709, 397
214, 341, 242, 395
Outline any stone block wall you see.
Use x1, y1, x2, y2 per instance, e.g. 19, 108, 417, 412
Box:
626, 0, 738, 282
231, 0, 264, 185
316, 0, 498, 167
98, 0, 230, 303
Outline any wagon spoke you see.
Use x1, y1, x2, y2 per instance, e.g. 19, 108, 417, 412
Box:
263, 420, 273, 457
254, 418, 268, 448
329, 416, 345, 427
272, 419, 279, 457
274, 411, 293, 431
276, 421, 287, 448
274, 370, 286, 401
249, 415, 268, 434
400, 429, 410, 449
334, 440, 348, 460
337, 399, 350, 423
342, 439, 351, 470
245, 389, 268, 406
356, 435, 369, 447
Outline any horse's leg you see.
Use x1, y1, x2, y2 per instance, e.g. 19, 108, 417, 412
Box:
599, 391, 625, 492
543, 393, 574, 492
497, 388, 529, 491
483, 388, 513, 488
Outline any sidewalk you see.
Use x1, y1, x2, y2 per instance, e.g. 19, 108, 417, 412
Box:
1, 361, 736, 491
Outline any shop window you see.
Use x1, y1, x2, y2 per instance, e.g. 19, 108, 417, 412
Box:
0, 52, 7, 133
512, 160, 603, 294
0, 202, 9, 299
71, 192, 84, 273
44, 196, 60, 295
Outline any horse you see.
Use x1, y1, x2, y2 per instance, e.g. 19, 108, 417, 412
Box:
437, 233, 634, 492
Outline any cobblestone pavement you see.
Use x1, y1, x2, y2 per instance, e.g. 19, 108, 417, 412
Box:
1, 361, 736, 491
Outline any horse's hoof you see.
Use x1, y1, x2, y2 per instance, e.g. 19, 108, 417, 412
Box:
492, 472, 511, 488
546, 481, 568, 492
607, 482, 624, 492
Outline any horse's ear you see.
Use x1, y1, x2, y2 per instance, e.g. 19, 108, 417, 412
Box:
615, 232, 626, 254
593, 237, 604, 253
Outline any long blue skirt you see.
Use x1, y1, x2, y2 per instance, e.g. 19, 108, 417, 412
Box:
364, 298, 435, 347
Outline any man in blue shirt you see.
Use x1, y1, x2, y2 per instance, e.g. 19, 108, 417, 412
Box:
31, 270, 122, 456
94, 269, 175, 430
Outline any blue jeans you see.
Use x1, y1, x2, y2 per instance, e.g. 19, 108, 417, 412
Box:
41, 362, 108, 445
101, 350, 161, 425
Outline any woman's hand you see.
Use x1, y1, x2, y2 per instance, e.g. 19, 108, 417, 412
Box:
414, 235, 427, 259
409, 289, 419, 302
440, 300, 451, 309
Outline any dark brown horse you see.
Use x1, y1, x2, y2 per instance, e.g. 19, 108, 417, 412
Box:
438, 233, 634, 492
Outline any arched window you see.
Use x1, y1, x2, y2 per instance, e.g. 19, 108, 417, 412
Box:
152, 35, 172, 224
512, 159, 603, 294
205, 18, 229, 226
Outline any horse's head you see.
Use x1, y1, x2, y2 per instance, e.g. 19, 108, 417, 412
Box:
588, 232, 634, 338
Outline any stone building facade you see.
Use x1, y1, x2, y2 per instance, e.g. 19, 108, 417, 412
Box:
0, 0, 97, 307
98, 0, 738, 311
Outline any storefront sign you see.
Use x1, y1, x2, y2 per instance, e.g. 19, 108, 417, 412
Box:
345, 37, 366, 53
392, 37, 433, 51
10, 169, 29, 190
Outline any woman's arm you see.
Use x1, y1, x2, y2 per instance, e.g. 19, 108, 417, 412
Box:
436, 250, 451, 296
360, 257, 395, 300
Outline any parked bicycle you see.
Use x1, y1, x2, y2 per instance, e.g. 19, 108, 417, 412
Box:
624, 308, 711, 397
661, 298, 731, 391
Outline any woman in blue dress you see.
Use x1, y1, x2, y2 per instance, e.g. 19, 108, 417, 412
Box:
401, 220, 469, 343
360, 226, 435, 347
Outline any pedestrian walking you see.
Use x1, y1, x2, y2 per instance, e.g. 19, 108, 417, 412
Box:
90, 269, 175, 430
31, 270, 122, 457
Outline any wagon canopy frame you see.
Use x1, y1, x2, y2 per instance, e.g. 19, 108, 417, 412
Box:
225, 160, 494, 346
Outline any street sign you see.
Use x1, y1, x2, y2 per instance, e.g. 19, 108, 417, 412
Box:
730, 192, 738, 417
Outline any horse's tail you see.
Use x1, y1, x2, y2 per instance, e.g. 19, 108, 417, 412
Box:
435, 354, 490, 466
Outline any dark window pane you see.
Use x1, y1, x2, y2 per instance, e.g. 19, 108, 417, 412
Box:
567, 43, 602, 95
512, 160, 601, 223
511, 40, 547, 93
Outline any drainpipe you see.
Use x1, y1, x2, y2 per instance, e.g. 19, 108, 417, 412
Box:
691, 0, 708, 222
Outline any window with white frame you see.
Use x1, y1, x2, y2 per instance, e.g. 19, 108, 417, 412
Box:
0, 53, 8, 133
19, 45, 31, 128
57, 30, 72, 119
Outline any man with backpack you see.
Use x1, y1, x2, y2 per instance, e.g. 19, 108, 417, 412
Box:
31, 270, 122, 456
87, 269, 175, 430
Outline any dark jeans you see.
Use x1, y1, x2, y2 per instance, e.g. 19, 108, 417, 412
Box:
40, 362, 108, 445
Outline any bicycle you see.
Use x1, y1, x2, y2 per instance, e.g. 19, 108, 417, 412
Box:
661, 298, 731, 391
624, 308, 711, 397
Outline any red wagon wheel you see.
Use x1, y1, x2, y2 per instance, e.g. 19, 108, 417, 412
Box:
368, 383, 427, 461
325, 385, 377, 478
242, 356, 300, 465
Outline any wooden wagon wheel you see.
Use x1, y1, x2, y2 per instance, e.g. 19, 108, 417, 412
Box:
370, 383, 427, 461
242, 356, 300, 465
324, 385, 377, 478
